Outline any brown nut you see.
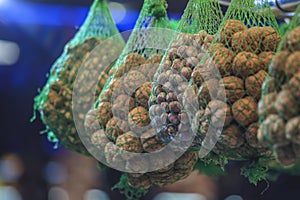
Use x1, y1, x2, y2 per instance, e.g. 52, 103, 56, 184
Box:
128, 106, 150, 132
124, 53, 146, 71
212, 47, 235, 76
286, 71, 300, 99
258, 51, 274, 71
245, 123, 266, 148
97, 102, 113, 126
261, 26, 281, 52
127, 173, 152, 190
122, 70, 147, 96
245, 70, 268, 100
205, 100, 232, 128
232, 96, 258, 127
269, 51, 290, 78
198, 78, 219, 107
105, 117, 128, 142
112, 94, 135, 119
258, 114, 286, 144
286, 26, 300, 51
135, 82, 152, 108
218, 76, 245, 104
274, 143, 296, 167
219, 19, 247, 45
141, 129, 166, 152
233, 52, 261, 78
285, 117, 300, 144
258, 92, 277, 119
231, 29, 259, 53
274, 89, 299, 120
217, 124, 244, 149
91, 129, 110, 151
284, 51, 300, 77
116, 131, 143, 153
191, 64, 218, 87
174, 151, 198, 171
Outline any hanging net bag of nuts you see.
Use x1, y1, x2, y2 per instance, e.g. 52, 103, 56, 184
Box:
33, 0, 124, 155
183, 0, 282, 184
149, 0, 224, 172
84, 1, 194, 199
258, 5, 300, 168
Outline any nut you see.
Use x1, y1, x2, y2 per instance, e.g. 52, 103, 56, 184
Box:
261, 26, 281, 52
124, 53, 146, 71
205, 100, 232, 128
116, 131, 143, 153
218, 76, 245, 104
174, 151, 198, 171
274, 143, 296, 167
122, 70, 147, 96
212, 47, 235, 76
97, 102, 113, 126
233, 52, 262, 78
135, 82, 152, 108
274, 89, 299, 120
91, 129, 110, 151
112, 94, 135, 119
258, 51, 274, 71
245, 70, 267, 100
106, 117, 128, 142
286, 71, 300, 99
245, 123, 266, 148
219, 19, 247, 44
285, 117, 300, 144
284, 51, 300, 77
128, 106, 150, 132
232, 96, 258, 127
141, 129, 166, 152
198, 78, 219, 107
286, 26, 300, 51
231, 29, 259, 53
269, 51, 290, 78
217, 124, 244, 149
258, 92, 277, 118
127, 173, 152, 190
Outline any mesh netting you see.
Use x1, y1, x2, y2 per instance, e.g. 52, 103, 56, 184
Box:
32, 0, 124, 155
148, 0, 224, 174
258, 5, 300, 167
186, 0, 281, 164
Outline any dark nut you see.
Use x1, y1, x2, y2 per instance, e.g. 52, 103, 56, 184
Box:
127, 173, 152, 190
284, 51, 300, 77
232, 96, 258, 127
198, 78, 219, 106
245, 123, 266, 148
141, 129, 165, 152
274, 144, 296, 167
106, 117, 128, 142
217, 124, 244, 149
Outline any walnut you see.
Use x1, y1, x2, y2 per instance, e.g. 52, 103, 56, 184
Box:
150, 169, 177, 187
124, 53, 146, 71
96, 102, 112, 126
285, 117, 300, 144
174, 151, 198, 171
191, 64, 218, 87
245, 123, 266, 148
217, 124, 244, 149
141, 129, 166, 152
205, 100, 232, 128
105, 117, 128, 142
212, 47, 235, 76
90, 129, 110, 150
261, 26, 281, 52
122, 70, 147, 96
258, 114, 286, 144
116, 131, 143, 153
219, 19, 247, 45
218, 76, 245, 104
269, 51, 290, 77
245, 70, 268, 100
274, 143, 297, 167
274, 89, 299, 120
208, 43, 225, 55
286, 26, 300, 51
233, 52, 262, 78
112, 94, 135, 119
232, 96, 258, 127
258, 51, 274, 71
261, 76, 280, 94
284, 51, 300, 77
258, 92, 277, 118
231, 29, 259, 53
127, 173, 152, 190
198, 78, 219, 107
286, 71, 300, 99
135, 82, 152, 108
128, 106, 150, 132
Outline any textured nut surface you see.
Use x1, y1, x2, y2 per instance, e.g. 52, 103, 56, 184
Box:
232, 96, 258, 127
128, 106, 150, 130
116, 131, 143, 153
97, 102, 113, 126
205, 100, 232, 128
218, 76, 245, 104
233, 52, 262, 78
219, 19, 247, 44
274, 89, 299, 120
287, 26, 300, 51
217, 124, 244, 149
259, 114, 286, 144
258, 92, 277, 118
135, 82, 152, 108
285, 117, 300, 144
284, 52, 300, 76
245, 70, 267, 100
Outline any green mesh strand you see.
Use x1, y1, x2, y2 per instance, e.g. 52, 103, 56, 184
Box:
33, 0, 124, 155
112, 174, 148, 200
258, 5, 300, 168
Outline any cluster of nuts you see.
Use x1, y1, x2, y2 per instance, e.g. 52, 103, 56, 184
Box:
86, 52, 198, 189
38, 37, 115, 155
258, 26, 300, 167
190, 19, 280, 160
149, 30, 214, 148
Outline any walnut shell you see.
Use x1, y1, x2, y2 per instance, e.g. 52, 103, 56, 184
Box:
245, 70, 267, 100
141, 129, 166, 152
174, 151, 198, 171
285, 117, 300, 144
219, 19, 247, 45
198, 78, 219, 107
128, 106, 150, 132
261, 26, 281, 52
217, 124, 244, 149
218, 76, 245, 104
135, 82, 152, 108
122, 70, 147, 96
105, 117, 128, 142
258, 114, 286, 144
205, 100, 232, 128
284, 51, 300, 77
231, 29, 259, 53
286, 26, 300, 51
232, 96, 258, 127
233, 52, 262, 78
97, 102, 113, 126
91, 129, 110, 150
245, 123, 266, 148
212, 47, 235, 76
258, 92, 277, 118
274, 89, 299, 120
127, 173, 152, 190
269, 51, 290, 78
112, 94, 135, 119
116, 131, 143, 153
258, 51, 274, 71
286, 71, 300, 99
124, 53, 147, 71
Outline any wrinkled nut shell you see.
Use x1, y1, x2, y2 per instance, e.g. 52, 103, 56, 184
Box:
217, 124, 244, 149
105, 117, 127, 142
245, 123, 266, 148
212, 47, 235, 76
141, 129, 166, 152
269, 51, 290, 77
128, 106, 150, 130
198, 78, 219, 107
122, 70, 147, 95
218, 76, 245, 104
97, 102, 113, 126
287, 27, 300, 51
258, 92, 277, 118
245, 70, 268, 100
91, 129, 110, 150
258, 51, 274, 71
261, 27, 281, 52
258, 114, 286, 144
205, 100, 232, 128
285, 117, 300, 144
127, 173, 152, 190
274, 89, 299, 120
284, 52, 300, 77
219, 19, 247, 44
231, 30, 259, 53
116, 131, 143, 153
135, 82, 152, 108
233, 52, 262, 78
286, 72, 300, 100
232, 96, 258, 127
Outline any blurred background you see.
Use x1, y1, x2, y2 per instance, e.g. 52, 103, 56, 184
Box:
1, 0, 300, 199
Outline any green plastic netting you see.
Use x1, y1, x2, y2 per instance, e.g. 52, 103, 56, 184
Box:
258, 5, 300, 168
33, 0, 124, 155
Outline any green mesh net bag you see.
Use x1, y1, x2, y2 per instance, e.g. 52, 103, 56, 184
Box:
33, 0, 124, 155
258, 5, 300, 168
